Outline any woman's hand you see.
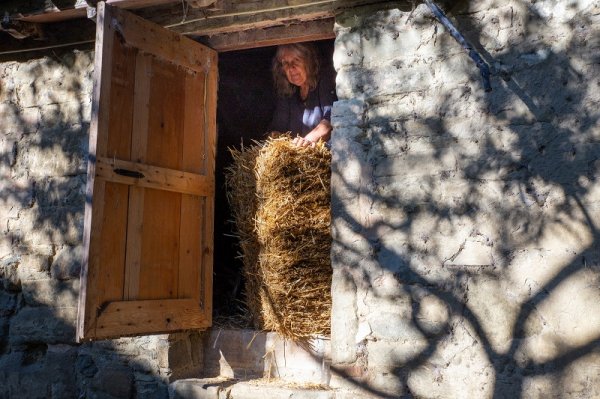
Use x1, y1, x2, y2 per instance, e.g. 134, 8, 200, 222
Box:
292, 120, 332, 147
292, 136, 316, 147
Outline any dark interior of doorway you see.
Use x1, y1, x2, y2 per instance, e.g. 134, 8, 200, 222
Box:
213, 39, 335, 325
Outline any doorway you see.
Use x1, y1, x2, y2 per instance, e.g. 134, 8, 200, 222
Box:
212, 39, 335, 325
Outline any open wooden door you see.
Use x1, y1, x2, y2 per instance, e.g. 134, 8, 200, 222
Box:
77, 2, 217, 341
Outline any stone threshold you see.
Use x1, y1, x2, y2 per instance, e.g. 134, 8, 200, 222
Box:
199, 329, 331, 385
170, 377, 334, 399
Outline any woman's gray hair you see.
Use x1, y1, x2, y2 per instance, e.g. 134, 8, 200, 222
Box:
272, 43, 320, 97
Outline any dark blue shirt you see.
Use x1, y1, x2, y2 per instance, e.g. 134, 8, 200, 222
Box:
269, 75, 337, 135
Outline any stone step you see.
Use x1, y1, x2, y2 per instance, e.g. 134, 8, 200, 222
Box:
200, 329, 331, 385
170, 378, 334, 399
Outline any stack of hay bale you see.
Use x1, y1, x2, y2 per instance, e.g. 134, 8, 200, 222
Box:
226, 137, 331, 340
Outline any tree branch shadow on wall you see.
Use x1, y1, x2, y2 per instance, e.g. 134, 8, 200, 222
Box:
0, 45, 170, 398
331, 1, 600, 398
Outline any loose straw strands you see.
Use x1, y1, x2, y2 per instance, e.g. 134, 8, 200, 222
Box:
225, 143, 263, 329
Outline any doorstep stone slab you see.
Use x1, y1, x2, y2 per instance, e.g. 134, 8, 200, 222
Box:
169, 378, 234, 399
169, 378, 334, 399
228, 381, 334, 399
202, 329, 331, 384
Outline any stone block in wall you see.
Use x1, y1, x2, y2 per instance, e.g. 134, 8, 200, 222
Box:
0, 315, 9, 337
372, 151, 455, 179
0, 104, 29, 138
338, 62, 436, 100
0, 367, 52, 399
366, 339, 428, 370
167, 335, 201, 380
331, 99, 366, 128
334, 6, 445, 69
50, 245, 83, 280
361, 7, 446, 65
12, 53, 93, 110
515, 267, 600, 364
21, 278, 79, 308
135, 374, 169, 399
331, 225, 373, 274
444, 238, 495, 268
90, 366, 134, 399
16, 254, 50, 282
331, 268, 358, 364
463, 277, 518, 353
431, 53, 480, 89
9, 306, 76, 344
83, 335, 168, 377
16, 128, 88, 178
333, 26, 362, 70
364, 85, 487, 125
0, 255, 21, 292
406, 320, 493, 399
0, 176, 34, 221
0, 137, 17, 170
0, 290, 19, 317
365, 308, 423, 343
40, 102, 90, 131
0, 237, 12, 261
34, 176, 86, 209
330, 131, 367, 203
46, 344, 78, 399
76, 353, 99, 378
12, 204, 83, 247
556, 351, 600, 399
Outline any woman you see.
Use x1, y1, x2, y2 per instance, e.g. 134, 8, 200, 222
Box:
269, 43, 337, 147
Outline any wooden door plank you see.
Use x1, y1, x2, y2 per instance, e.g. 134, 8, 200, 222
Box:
106, 38, 137, 161
77, 1, 117, 342
92, 33, 136, 307
138, 189, 182, 299
95, 183, 130, 298
110, 5, 214, 74
95, 299, 210, 339
136, 56, 185, 300
178, 69, 206, 300
145, 57, 185, 170
182, 69, 205, 175
95, 157, 215, 196
178, 195, 202, 300
124, 52, 152, 300
96, 31, 139, 306
200, 51, 218, 320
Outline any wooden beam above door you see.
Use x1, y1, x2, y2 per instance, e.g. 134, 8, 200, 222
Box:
138, 0, 396, 36
199, 18, 335, 52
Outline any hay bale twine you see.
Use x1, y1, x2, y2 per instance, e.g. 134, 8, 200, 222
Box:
226, 137, 331, 340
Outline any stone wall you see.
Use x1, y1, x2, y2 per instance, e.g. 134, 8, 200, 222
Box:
0, 50, 203, 398
331, 1, 600, 398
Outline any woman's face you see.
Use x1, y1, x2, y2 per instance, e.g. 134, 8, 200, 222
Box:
279, 48, 308, 88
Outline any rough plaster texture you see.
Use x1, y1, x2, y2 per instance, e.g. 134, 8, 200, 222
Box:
0, 50, 202, 398
331, 1, 600, 398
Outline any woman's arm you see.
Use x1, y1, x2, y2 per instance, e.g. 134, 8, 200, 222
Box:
293, 119, 332, 147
